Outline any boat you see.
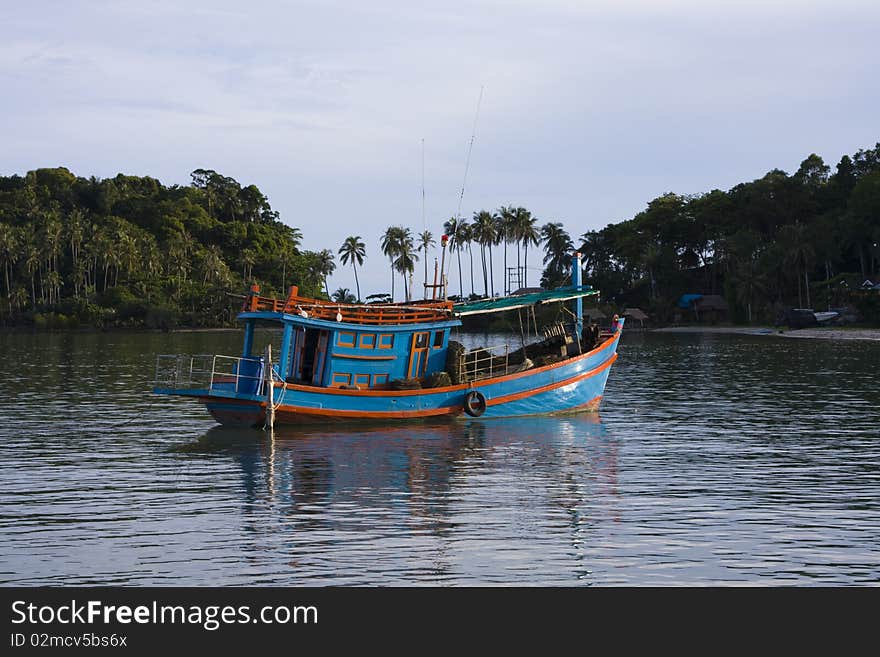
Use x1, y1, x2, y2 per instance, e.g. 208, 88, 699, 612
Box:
153, 254, 624, 426
813, 311, 839, 324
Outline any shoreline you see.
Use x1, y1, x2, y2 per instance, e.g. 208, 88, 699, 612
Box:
651, 326, 880, 342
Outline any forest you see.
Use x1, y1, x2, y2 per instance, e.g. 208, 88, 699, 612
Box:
1, 141, 878, 330
0, 168, 330, 328
575, 144, 880, 324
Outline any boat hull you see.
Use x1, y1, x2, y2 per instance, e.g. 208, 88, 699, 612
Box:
169, 329, 623, 427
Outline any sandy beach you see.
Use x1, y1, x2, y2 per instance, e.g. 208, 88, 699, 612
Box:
652, 326, 880, 342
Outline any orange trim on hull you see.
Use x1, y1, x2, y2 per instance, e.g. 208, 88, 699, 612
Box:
273, 332, 621, 397
274, 405, 462, 420
261, 353, 617, 420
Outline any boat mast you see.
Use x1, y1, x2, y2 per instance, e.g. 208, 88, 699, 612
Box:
573, 252, 584, 337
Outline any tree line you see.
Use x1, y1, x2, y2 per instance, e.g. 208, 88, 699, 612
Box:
334, 207, 573, 306
0, 167, 329, 328
335, 143, 880, 325
578, 144, 880, 323
3, 142, 878, 330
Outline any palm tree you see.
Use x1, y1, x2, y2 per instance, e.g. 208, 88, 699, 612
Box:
461, 222, 475, 297
316, 249, 336, 298
201, 245, 227, 284
338, 235, 366, 302
472, 211, 497, 296
238, 248, 256, 283
540, 222, 573, 288
780, 222, 815, 307
442, 217, 467, 298
67, 209, 85, 298
332, 288, 357, 303
25, 239, 40, 305
727, 230, 765, 323
381, 226, 406, 301
0, 223, 18, 313
640, 242, 660, 301
498, 206, 516, 294
517, 209, 540, 287
393, 228, 417, 302
417, 230, 435, 298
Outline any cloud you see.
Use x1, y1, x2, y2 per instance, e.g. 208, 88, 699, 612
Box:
1, 0, 877, 296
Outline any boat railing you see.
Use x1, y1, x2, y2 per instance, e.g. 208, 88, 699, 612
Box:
242, 283, 454, 325
458, 344, 510, 383
154, 354, 267, 395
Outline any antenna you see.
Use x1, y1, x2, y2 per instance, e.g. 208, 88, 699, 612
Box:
446, 86, 484, 291
455, 85, 483, 221
421, 138, 426, 231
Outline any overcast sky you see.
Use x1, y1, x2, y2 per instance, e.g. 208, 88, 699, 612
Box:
2, 0, 877, 297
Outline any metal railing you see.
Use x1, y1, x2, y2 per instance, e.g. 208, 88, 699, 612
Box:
154, 353, 267, 395
457, 344, 510, 383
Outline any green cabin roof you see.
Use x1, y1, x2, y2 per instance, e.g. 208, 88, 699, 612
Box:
452, 286, 599, 317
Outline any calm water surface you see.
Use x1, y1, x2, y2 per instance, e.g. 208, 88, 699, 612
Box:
1, 329, 878, 585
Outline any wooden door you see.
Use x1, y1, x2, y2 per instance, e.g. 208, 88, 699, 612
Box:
408, 332, 430, 379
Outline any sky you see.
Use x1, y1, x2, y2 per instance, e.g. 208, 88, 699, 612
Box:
1, 0, 878, 297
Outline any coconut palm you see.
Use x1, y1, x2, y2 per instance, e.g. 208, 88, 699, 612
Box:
381, 226, 406, 301
0, 223, 18, 313
442, 217, 467, 298
540, 222, 573, 289
417, 230, 435, 298
332, 288, 357, 304
393, 228, 417, 302
472, 211, 497, 296
515, 208, 539, 287
338, 235, 366, 302
316, 249, 336, 298
780, 222, 815, 307
461, 222, 475, 297
497, 206, 516, 294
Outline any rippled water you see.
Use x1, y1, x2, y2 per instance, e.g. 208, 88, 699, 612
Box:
1, 330, 878, 585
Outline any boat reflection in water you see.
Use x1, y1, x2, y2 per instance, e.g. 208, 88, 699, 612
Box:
177, 414, 620, 583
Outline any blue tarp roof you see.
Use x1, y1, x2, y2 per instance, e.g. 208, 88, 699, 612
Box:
678, 293, 703, 309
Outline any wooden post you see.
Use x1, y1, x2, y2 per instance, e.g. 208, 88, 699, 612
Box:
265, 344, 275, 431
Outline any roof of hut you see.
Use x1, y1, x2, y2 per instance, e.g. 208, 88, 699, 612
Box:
694, 294, 728, 310
623, 307, 648, 320
583, 307, 606, 319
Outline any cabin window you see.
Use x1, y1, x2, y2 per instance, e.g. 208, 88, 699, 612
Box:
372, 373, 388, 386
415, 333, 428, 349
378, 334, 394, 349
359, 333, 376, 349
332, 372, 352, 387
433, 331, 444, 348
337, 331, 356, 347
354, 373, 370, 388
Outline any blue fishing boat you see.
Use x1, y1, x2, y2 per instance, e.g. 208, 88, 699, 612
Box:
154, 254, 624, 426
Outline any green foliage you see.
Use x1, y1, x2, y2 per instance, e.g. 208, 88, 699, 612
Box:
573, 143, 880, 324
0, 168, 325, 328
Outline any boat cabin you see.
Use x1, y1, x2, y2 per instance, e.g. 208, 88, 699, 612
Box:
238, 285, 460, 390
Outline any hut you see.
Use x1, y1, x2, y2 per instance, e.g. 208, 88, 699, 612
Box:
623, 307, 649, 329
676, 293, 729, 323
693, 295, 728, 322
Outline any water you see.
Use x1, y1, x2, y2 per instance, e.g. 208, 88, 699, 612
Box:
1, 330, 878, 585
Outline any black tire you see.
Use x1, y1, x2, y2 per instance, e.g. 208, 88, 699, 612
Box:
463, 390, 487, 417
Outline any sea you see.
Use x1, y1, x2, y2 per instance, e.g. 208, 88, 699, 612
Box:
1, 329, 878, 585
